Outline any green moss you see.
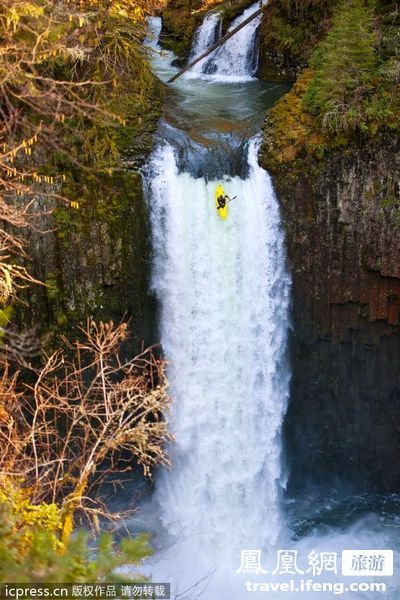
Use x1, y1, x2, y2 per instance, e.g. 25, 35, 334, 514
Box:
261, 69, 331, 172
54, 207, 73, 237
217, 0, 256, 31
261, 0, 400, 171
259, 0, 338, 74
41, 167, 153, 344
160, 0, 204, 58
303, 0, 377, 134
160, 0, 255, 59
0, 306, 13, 328
381, 196, 398, 209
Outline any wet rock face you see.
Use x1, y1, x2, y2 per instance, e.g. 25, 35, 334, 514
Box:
271, 136, 400, 494
26, 171, 157, 351
24, 78, 164, 351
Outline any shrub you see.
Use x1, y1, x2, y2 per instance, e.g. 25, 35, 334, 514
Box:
0, 321, 171, 540
0, 480, 151, 583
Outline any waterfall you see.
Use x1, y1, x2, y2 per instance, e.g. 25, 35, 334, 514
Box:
189, 12, 221, 75
143, 7, 291, 596
200, 2, 264, 80
146, 137, 290, 575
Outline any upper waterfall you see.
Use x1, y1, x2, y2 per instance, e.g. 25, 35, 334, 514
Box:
194, 2, 264, 81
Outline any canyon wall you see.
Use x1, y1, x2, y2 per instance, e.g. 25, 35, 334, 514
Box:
23, 78, 164, 349
259, 0, 400, 494
261, 135, 400, 493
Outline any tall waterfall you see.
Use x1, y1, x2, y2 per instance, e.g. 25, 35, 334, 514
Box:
146, 137, 290, 569
144, 4, 290, 596
200, 2, 264, 80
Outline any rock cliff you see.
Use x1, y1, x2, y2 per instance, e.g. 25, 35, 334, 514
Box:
259, 0, 400, 494
23, 77, 164, 349
261, 134, 400, 493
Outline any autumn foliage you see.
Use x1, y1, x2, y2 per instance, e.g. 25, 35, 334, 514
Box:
0, 0, 171, 570
0, 0, 163, 306
0, 320, 171, 540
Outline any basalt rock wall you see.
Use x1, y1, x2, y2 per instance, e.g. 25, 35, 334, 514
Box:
265, 136, 400, 494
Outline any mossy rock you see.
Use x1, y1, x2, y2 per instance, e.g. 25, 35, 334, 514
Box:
258, 0, 337, 78
160, 0, 204, 58
260, 0, 400, 173
217, 0, 258, 32
260, 69, 330, 174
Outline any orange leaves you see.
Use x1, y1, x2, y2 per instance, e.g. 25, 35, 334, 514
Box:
0, 319, 171, 527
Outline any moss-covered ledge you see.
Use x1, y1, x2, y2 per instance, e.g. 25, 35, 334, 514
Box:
258, 0, 336, 79
23, 75, 164, 349
259, 69, 329, 175
260, 0, 399, 174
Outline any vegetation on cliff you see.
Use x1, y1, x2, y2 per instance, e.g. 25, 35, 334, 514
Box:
0, 478, 152, 582
1, 320, 170, 531
259, 0, 337, 76
0, 0, 164, 338
303, 0, 395, 135
261, 0, 400, 171
161, 0, 203, 57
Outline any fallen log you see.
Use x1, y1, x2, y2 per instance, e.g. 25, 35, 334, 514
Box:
167, 4, 266, 84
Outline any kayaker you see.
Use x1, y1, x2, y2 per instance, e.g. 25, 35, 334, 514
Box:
217, 194, 230, 210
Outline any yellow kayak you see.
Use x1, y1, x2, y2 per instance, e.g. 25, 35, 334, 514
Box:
215, 183, 228, 220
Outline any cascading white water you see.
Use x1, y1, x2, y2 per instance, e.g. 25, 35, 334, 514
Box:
188, 12, 221, 74
147, 137, 290, 571
200, 2, 264, 80
143, 6, 291, 596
